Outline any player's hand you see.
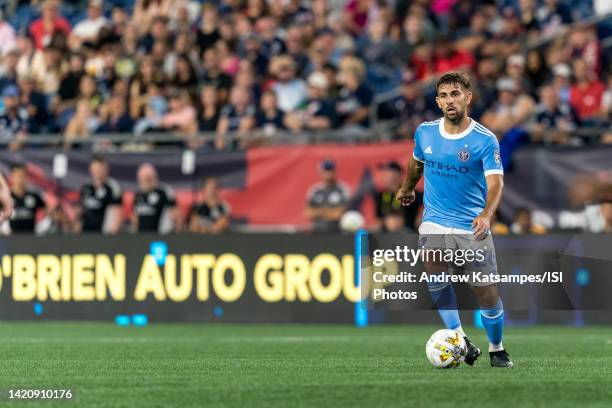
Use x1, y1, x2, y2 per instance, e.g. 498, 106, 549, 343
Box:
0, 194, 13, 223
472, 212, 490, 241
395, 188, 416, 206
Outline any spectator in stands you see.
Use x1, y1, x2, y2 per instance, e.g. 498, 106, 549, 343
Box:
569, 59, 606, 123
357, 17, 398, 76
284, 71, 337, 132
284, 25, 309, 77
255, 90, 286, 136
29, 43, 66, 95
0, 85, 28, 150
18, 74, 50, 134
97, 95, 134, 134
198, 86, 221, 134
77, 155, 123, 234
510, 207, 547, 234
394, 10, 436, 61
70, 0, 109, 49
270, 55, 307, 112
305, 159, 350, 233
29, 0, 71, 50
129, 55, 164, 119
505, 54, 532, 95
64, 99, 99, 146
8, 163, 47, 234
532, 84, 580, 144
54, 52, 86, 123
132, 162, 180, 233
551, 63, 572, 104
201, 47, 233, 104
195, 4, 220, 54
525, 50, 550, 96
0, 11, 16, 56
482, 77, 535, 135
216, 86, 255, 150
170, 54, 198, 92
189, 177, 231, 234
379, 70, 436, 137
158, 89, 197, 136
336, 57, 373, 129
0, 49, 20, 93
373, 160, 422, 232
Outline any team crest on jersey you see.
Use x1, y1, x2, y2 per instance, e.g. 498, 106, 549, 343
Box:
494, 149, 501, 164
458, 149, 470, 161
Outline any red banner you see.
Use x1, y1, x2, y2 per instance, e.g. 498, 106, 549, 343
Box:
224, 142, 417, 227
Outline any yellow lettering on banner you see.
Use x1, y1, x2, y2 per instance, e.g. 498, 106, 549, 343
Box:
212, 254, 245, 302
342, 255, 361, 302
192, 254, 214, 301
60, 255, 72, 301
165, 255, 192, 302
73, 254, 95, 301
13, 255, 36, 301
309, 254, 342, 303
37, 255, 61, 301
2, 255, 11, 277
134, 255, 167, 301
253, 254, 284, 302
96, 255, 125, 301
284, 254, 311, 301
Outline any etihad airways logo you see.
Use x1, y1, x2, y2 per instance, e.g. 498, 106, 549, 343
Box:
425, 160, 470, 173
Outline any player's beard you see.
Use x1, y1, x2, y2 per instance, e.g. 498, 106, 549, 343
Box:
444, 106, 465, 125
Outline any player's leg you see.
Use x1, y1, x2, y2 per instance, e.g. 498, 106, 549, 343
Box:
472, 285, 512, 368
464, 233, 513, 368
420, 223, 481, 364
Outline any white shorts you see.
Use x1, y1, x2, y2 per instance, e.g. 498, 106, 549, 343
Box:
418, 222, 498, 287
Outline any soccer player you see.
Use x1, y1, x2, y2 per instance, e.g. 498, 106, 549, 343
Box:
132, 163, 181, 233
396, 72, 513, 368
78, 155, 123, 234
8, 164, 46, 234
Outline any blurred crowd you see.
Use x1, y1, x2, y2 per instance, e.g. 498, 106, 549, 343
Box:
0, 0, 609, 152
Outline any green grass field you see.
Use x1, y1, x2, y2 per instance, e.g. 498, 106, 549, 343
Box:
1, 323, 611, 407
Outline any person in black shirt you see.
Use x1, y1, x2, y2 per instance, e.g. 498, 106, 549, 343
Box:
78, 156, 123, 233
336, 62, 373, 128
255, 90, 286, 135
132, 163, 180, 233
284, 72, 338, 131
373, 161, 422, 231
8, 164, 46, 234
190, 177, 231, 234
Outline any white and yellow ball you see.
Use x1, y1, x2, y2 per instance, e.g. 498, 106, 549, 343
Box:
425, 329, 467, 368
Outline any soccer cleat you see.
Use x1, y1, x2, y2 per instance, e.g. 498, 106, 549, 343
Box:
490, 350, 514, 368
463, 337, 482, 366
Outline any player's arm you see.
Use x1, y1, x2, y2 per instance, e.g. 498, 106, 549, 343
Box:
106, 205, 123, 234
396, 156, 424, 206
0, 172, 13, 222
472, 174, 503, 240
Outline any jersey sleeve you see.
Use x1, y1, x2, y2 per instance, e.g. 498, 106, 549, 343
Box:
412, 126, 424, 162
481, 136, 504, 176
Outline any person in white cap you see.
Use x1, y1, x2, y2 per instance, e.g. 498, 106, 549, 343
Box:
284, 71, 337, 131
481, 76, 535, 136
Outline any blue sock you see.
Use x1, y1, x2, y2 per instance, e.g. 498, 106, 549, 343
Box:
427, 276, 461, 332
480, 299, 504, 351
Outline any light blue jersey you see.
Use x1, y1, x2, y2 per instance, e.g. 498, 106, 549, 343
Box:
413, 118, 504, 231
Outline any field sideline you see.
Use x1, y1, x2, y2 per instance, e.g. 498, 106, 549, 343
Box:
1, 323, 611, 407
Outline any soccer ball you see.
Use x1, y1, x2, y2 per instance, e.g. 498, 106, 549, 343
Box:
339, 211, 364, 232
425, 329, 467, 368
